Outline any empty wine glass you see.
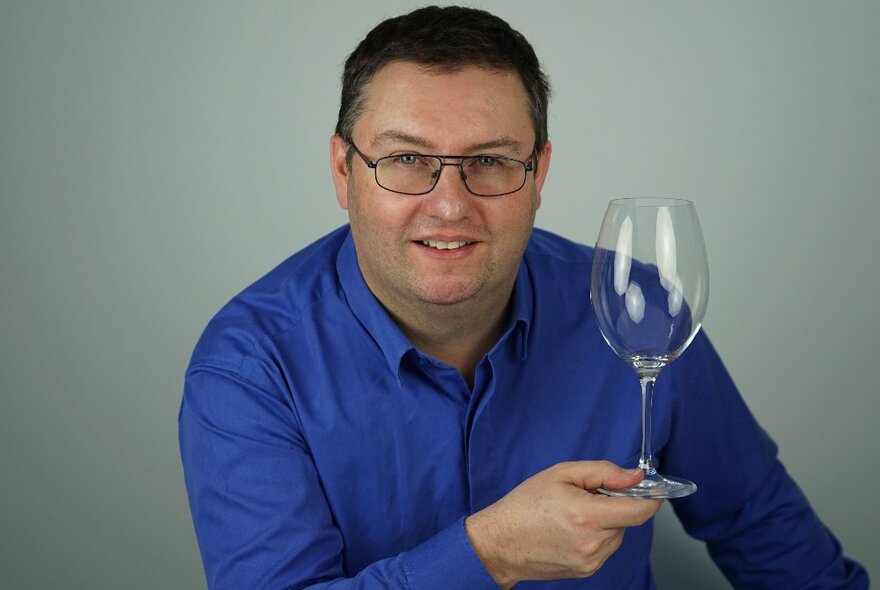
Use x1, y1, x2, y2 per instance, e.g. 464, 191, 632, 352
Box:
591, 198, 709, 499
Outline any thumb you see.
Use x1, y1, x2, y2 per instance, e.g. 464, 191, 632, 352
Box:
556, 461, 644, 491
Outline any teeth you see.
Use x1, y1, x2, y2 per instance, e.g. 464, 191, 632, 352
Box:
421, 240, 472, 250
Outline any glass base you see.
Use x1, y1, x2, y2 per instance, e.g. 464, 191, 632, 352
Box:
598, 473, 696, 499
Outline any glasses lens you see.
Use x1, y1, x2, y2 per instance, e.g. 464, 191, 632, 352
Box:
375, 155, 441, 195
461, 157, 526, 196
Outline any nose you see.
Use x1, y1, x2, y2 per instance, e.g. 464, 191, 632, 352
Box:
422, 162, 473, 221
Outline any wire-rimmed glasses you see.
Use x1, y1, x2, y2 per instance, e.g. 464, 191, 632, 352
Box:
348, 142, 534, 197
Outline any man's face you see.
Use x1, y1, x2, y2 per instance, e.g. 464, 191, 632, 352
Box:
331, 61, 551, 316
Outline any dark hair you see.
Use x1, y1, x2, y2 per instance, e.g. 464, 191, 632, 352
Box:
335, 6, 551, 160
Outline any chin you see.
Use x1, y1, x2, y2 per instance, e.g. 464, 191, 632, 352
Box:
412, 279, 483, 306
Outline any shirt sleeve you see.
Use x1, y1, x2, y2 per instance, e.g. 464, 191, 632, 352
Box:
178, 366, 498, 590
663, 333, 869, 589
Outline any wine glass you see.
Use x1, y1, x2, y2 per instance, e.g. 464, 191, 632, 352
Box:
591, 198, 709, 499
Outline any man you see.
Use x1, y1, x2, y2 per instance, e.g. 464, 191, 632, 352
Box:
179, 6, 867, 589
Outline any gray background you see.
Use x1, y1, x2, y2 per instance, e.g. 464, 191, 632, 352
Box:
2, 1, 877, 588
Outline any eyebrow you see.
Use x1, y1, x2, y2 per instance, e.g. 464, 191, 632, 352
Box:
370, 130, 523, 155
370, 131, 435, 150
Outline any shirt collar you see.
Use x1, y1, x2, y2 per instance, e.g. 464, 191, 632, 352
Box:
504, 253, 533, 362
336, 230, 414, 382
336, 227, 534, 379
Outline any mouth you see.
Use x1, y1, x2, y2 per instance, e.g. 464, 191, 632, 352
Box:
418, 240, 474, 250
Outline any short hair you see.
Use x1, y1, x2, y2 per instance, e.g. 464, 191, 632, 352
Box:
335, 5, 551, 161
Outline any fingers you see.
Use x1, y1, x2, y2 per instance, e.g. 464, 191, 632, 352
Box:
551, 461, 663, 528
590, 494, 662, 529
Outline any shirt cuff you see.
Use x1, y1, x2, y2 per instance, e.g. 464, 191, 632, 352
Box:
399, 517, 499, 589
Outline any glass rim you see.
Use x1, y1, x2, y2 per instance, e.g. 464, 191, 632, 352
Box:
609, 197, 695, 208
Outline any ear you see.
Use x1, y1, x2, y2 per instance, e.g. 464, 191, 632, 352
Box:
532, 139, 552, 210
329, 134, 351, 210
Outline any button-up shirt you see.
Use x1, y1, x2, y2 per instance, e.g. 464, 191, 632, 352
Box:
179, 226, 867, 589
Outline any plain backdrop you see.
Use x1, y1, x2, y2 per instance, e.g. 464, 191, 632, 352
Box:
2, 2, 878, 588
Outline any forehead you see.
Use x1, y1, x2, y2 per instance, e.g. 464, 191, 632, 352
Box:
355, 61, 534, 150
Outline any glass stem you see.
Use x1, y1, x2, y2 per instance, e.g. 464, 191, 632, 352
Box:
638, 375, 657, 476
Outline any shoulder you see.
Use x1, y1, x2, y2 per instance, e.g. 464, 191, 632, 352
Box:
525, 227, 594, 274
519, 228, 596, 327
187, 226, 350, 378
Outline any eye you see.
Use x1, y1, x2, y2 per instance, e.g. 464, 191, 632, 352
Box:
394, 154, 421, 166
476, 156, 500, 168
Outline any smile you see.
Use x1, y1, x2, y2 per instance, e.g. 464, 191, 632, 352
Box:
420, 240, 473, 250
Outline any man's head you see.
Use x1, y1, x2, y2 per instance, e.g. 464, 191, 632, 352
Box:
335, 5, 551, 162
329, 6, 553, 334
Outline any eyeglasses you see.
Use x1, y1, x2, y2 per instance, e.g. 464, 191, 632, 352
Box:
348, 141, 534, 197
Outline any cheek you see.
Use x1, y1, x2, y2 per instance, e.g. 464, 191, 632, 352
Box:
347, 186, 415, 238
489, 194, 537, 232
487, 197, 538, 257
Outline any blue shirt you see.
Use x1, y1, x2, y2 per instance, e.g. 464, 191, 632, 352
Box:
179, 226, 867, 589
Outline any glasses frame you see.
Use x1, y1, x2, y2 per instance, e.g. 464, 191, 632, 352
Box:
347, 141, 535, 197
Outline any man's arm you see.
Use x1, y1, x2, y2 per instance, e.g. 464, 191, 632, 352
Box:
178, 366, 497, 589
179, 367, 660, 589
664, 333, 869, 589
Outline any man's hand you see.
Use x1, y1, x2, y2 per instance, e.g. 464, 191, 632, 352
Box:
464, 461, 661, 589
